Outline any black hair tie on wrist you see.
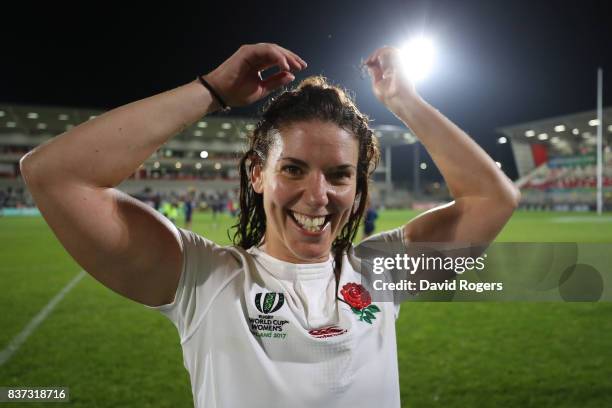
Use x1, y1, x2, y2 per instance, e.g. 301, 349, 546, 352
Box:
197, 75, 231, 112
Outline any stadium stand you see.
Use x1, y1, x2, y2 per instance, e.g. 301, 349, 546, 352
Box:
498, 107, 612, 211
0, 103, 416, 215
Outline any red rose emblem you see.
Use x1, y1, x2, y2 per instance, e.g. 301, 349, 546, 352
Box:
340, 283, 372, 310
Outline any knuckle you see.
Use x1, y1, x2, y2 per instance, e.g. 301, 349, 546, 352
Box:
238, 44, 251, 53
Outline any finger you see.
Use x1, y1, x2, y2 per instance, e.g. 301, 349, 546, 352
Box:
248, 44, 292, 72
284, 53, 303, 71
367, 63, 383, 82
267, 44, 303, 72
261, 70, 295, 94
364, 50, 378, 66
276, 45, 308, 69
365, 46, 387, 66
365, 46, 398, 67
377, 49, 401, 72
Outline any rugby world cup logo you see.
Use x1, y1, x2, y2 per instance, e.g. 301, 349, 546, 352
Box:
255, 292, 285, 314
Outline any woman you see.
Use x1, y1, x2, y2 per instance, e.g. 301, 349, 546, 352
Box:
20, 43, 519, 407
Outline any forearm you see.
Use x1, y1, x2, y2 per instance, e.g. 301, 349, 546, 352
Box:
21, 79, 216, 188
395, 97, 519, 205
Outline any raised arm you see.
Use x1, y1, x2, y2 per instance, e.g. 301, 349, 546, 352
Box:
20, 43, 306, 306
366, 47, 520, 244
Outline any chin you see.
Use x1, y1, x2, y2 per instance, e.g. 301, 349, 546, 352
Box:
288, 241, 333, 263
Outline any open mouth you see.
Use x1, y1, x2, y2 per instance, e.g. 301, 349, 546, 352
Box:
287, 210, 332, 233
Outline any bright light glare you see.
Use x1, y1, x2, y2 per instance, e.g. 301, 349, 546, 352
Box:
400, 37, 435, 82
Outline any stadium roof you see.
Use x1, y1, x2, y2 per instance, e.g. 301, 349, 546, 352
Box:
496, 107, 612, 155
0, 104, 416, 151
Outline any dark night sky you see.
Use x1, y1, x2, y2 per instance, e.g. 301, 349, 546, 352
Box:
2, 0, 611, 182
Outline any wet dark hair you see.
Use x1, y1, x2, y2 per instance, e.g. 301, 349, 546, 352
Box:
232, 76, 380, 271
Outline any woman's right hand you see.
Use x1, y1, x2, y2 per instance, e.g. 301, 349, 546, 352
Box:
204, 43, 307, 108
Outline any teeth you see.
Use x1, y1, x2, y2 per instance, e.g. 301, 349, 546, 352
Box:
291, 211, 327, 231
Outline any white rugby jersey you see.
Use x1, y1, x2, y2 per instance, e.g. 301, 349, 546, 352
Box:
152, 226, 405, 408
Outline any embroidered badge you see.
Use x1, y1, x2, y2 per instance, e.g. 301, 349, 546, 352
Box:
339, 283, 380, 324
254, 292, 285, 314
250, 292, 289, 340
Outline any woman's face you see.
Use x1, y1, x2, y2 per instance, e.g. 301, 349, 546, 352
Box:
252, 120, 359, 263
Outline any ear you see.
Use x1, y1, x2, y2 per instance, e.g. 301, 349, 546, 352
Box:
251, 164, 264, 194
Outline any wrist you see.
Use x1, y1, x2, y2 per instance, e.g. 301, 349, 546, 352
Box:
197, 75, 231, 112
387, 92, 427, 123
190, 79, 222, 114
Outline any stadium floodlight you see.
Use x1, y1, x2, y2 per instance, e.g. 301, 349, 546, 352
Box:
221, 123, 232, 129
200, 150, 209, 159
420, 162, 427, 170
495, 161, 502, 168
0, 110, 5, 117
400, 36, 435, 82
588, 119, 600, 126
58, 114, 69, 121
538, 133, 548, 141
27, 112, 38, 119
197, 121, 208, 128
554, 125, 566, 132
498, 137, 507, 144
572, 128, 580, 135
525, 130, 535, 137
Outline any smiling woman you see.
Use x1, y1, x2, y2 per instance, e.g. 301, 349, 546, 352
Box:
234, 76, 379, 268
19, 42, 518, 408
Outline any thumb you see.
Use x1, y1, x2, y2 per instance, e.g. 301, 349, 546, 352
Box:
261, 71, 295, 94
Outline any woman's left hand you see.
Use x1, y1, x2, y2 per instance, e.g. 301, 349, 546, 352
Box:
365, 46, 421, 115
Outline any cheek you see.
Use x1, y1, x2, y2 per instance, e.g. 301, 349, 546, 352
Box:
265, 179, 294, 207
337, 184, 358, 208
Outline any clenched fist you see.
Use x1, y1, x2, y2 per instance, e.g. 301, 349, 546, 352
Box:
365, 46, 421, 116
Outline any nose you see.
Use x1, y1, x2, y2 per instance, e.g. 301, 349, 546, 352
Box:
304, 171, 330, 208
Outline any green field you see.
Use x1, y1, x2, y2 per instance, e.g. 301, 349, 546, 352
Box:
1, 210, 611, 407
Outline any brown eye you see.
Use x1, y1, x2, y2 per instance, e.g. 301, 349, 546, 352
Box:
329, 171, 352, 181
282, 165, 303, 176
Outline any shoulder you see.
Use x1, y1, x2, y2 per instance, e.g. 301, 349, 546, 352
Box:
176, 227, 247, 270
355, 226, 406, 250
345, 227, 407, 268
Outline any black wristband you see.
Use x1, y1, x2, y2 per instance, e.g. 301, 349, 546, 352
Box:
197, 75, 231, 112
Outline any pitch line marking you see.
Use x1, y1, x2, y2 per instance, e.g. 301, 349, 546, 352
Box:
0, 270, 86, 367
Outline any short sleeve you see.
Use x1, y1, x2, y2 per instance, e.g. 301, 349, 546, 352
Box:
358, 226, 407, 248
148, 227, 241, 342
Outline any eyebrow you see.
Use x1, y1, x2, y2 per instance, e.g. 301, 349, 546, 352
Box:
279, 157, 356, 171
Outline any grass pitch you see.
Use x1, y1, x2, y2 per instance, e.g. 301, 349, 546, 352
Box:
0, 210, 611, 407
